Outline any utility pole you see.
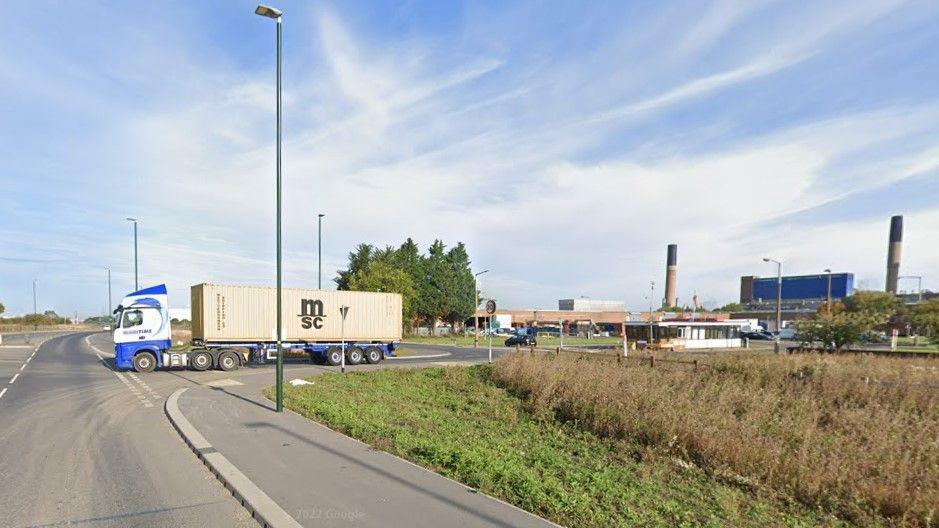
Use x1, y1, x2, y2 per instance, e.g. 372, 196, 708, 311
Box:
107, 268, 112, 316
126, 218, 139, 291
648, 280, 655, 344
473, 270, 489, 348
255, 3, 285, 412
824, 268, 832, 315
317, 213, 325, 289
32, 279, 38, 314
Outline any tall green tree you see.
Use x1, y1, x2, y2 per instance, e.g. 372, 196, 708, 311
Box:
445, 242, 476, 328
334, 243, 374, 290
347, 260, 417, 325
421, 240, 451, 326
0, 301, 5, 317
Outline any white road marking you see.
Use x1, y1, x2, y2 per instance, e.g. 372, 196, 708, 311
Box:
0, 345, 33, 349
9, 373, 19, 384
387, 352, 452, 360
19, 364, 26, 371
0, 388, 6, 399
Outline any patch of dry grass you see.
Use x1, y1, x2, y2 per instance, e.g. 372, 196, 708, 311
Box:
491, 352, 939, 526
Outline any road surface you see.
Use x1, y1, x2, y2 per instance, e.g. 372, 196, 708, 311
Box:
0, 331, 517, 527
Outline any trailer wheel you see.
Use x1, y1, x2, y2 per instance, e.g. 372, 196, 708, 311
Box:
218, 351, 239, 371
325, 346, 343, 366
346, 347, 364, 365
365, 346, 383, 364
133, 351, 156, 373
191, 351, 212, 371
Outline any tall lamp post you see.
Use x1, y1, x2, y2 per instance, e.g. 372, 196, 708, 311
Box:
32, 279, 38, 314
255, 3, 285, 412
763, 258, 782, 350
473, 270, 489, 348
317, 213, 325, 289
107, 268, 112, 316
824, 268, 832, 315
126, 218, 138, 291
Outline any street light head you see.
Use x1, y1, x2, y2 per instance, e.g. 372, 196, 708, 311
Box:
318, 213, 325, 218
126, 217, 137, 222
255, 4, 282, 18
762, 257, 770, 262
824, 268, 831, 273
475, 269, 490, 277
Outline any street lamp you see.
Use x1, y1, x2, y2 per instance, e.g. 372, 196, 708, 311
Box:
763, 258, 782, 339
32, 279, 38, 314
317, 214, 325, 289
473, 270, 489, 348
107, 268, 112, 316
255, 3, 285, 412
126, 218, 138, 291
824, 268, 832, 315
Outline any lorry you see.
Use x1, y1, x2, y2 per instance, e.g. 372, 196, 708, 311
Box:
113, 283, 402, 373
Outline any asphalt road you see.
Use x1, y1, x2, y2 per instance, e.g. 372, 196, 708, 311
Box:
0, 332, 517, 528
0, 331, 257, 528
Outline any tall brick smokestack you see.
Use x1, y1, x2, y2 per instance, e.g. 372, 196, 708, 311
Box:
885, 216, 903, 294
665, 244, 677, 308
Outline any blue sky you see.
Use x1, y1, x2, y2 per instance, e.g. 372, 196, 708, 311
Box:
2, 0, 938, 317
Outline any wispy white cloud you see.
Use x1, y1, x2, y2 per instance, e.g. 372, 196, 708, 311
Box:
1, 0, 937, 316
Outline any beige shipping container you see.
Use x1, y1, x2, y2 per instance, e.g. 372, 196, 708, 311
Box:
191, 283, 402, 343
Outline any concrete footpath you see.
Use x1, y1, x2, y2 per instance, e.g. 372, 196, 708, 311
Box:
176, 383, 558, 528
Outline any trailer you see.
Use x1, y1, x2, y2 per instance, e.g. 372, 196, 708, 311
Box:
112, 284, 402, 372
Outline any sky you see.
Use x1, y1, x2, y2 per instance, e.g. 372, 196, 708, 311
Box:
1, 0, 938, 317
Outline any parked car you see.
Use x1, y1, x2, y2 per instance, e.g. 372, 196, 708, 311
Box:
742, 331, 774, 341
505, 334, 537, 347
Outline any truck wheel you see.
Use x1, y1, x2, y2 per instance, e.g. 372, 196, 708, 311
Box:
191, 351, 212, 371
133, 352, 156, 373
346, 347, 364, 365
218, 351, 239, 372
365, 346, 383, 364
325, 346, 343, 366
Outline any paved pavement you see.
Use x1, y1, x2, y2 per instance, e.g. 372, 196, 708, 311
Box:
178, 382, 554, 528
0, 331, 535, 527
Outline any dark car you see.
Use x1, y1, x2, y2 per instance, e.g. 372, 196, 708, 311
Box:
742, 331, 774, 341
505, 334, 537, 347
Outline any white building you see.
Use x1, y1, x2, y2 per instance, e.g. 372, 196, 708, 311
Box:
558, 298, 625, 312
624, 320, 746, 349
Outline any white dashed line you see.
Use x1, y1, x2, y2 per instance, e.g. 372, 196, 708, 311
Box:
9, 373, 19, 384
0, 388, 6, 399
19, 364, 26, 371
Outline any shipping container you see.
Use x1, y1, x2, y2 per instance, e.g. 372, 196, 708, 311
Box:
191, 283, 402, 343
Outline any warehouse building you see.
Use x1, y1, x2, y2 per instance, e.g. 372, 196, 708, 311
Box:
558, 298, 626, 312
740, 272, 854, 305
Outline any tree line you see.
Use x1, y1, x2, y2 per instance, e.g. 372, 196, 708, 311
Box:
797, 290, 939, 350
335, 238, 477, 331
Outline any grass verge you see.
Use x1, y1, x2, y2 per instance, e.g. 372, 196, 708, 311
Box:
269, 366, 852, 527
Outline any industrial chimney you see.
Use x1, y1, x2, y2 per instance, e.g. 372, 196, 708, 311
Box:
885, 215, 903, 294
664, 244, 677, 308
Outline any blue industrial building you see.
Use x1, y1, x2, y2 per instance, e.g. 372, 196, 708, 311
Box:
741, 273, 854, 304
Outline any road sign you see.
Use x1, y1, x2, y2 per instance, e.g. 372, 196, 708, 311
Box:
485, 299, 496, 314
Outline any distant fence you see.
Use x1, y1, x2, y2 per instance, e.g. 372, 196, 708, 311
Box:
513, 343, 706, 371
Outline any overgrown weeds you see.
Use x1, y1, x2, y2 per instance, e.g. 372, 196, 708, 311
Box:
490, 352, 939, 526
